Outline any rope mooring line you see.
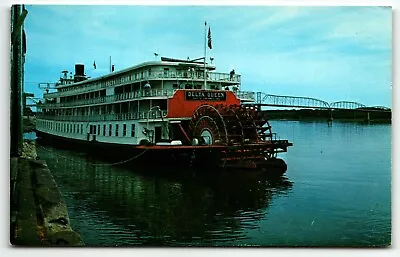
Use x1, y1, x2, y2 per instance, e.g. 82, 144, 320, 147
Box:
35, 143, 150, 167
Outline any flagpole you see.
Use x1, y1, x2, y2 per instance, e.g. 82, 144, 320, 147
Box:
204, 21, 207, 89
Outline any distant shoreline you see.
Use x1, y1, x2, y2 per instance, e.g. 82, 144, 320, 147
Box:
263, 109, 391, 124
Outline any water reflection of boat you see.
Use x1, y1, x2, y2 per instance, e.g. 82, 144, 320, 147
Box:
37, 146, 293, 246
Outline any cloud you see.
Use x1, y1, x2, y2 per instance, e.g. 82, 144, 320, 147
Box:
325, 7, 392, 50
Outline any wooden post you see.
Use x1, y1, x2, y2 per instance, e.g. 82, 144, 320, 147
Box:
10, 5, 26, 157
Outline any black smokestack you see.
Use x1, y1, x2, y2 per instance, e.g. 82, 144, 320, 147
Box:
74, 64, 86, 82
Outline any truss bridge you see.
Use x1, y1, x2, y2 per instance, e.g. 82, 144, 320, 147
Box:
254, 92, 391, 112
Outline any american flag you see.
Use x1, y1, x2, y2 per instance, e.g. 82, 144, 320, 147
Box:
208, 27, 212, 49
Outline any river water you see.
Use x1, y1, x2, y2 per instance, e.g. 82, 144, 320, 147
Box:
34, 120, 391, 247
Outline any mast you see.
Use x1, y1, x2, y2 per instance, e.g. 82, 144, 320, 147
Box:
203, 21, 207, 89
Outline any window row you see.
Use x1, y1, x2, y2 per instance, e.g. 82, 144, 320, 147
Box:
89, 123, 135, 137
38, 120, 136, 137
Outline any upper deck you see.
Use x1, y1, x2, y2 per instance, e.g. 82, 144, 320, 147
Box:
38, 89, 255, 109
43, 59, 241, 99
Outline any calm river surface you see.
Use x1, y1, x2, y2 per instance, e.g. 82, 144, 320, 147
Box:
34, 120, 391, 247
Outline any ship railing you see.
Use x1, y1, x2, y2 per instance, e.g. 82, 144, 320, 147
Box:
37, 110, 168, 122
38, 89, 176, 108
114, 89, 174, 101
151, 71, 241, 83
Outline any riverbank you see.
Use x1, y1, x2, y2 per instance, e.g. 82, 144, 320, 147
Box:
10, 140, 84, 246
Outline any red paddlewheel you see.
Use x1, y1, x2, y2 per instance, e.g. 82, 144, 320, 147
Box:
189, 105, 228, 145
189, 104, 276, 160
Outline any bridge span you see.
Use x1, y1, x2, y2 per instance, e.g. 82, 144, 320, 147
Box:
253, 92, 391, 112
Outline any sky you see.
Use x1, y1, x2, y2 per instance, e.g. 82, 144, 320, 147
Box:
21, 4, 392, 107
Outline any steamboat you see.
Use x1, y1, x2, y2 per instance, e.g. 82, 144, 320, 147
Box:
36, 56, 292, 173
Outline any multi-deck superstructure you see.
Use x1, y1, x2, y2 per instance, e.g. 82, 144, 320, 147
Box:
36, 57, 292, 172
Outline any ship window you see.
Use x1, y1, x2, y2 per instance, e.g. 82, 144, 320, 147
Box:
123, 124, 127, 136
116, 124, 119, 136
185, 84, 192, 89
109, 124, 112, 136
81, 124, 83, 134
131, 124, 135, 137
73, 124, 75, 134
173, 83, 179, 89
93, 125, 97, 135
103, 124, 106, 136
148, 69, 151, 77
97, 125, 100, 135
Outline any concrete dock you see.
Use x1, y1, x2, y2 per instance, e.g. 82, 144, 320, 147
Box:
10, 140, 84, 246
